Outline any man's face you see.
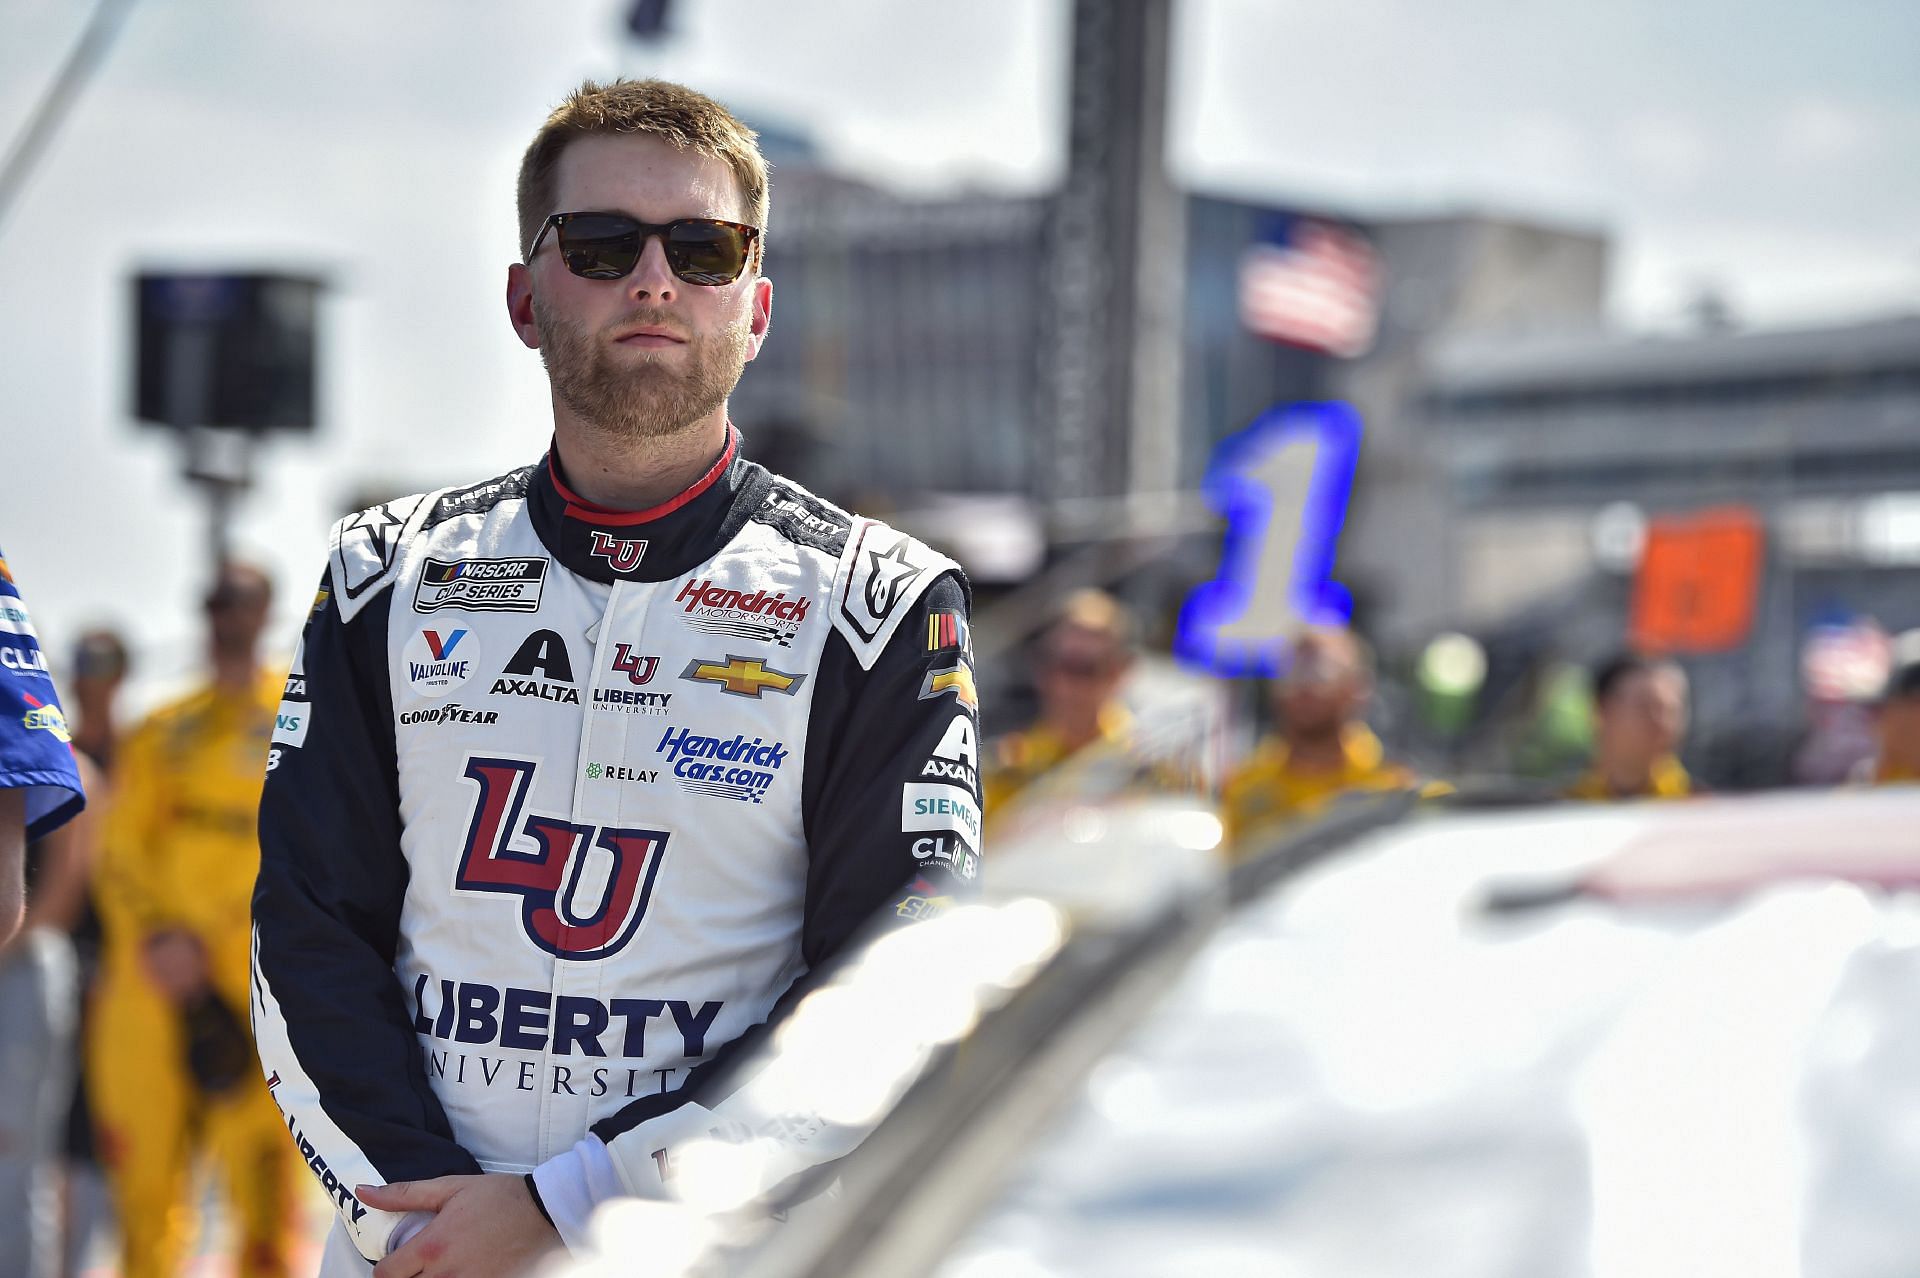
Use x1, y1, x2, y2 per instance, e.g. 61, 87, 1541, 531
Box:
1597, 666, 1689, 764
514, 133, 772, 442
1275, 633, 1366, 742
1035, 624, 1126, 726
205, 571, 271, 661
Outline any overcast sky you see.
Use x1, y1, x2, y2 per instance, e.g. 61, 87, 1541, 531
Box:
2, 0, 1917, 698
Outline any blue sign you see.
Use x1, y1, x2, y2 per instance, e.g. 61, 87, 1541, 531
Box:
1173, 402, 1361, 677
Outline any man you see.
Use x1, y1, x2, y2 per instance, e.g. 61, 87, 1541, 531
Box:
982, 590, 1149, 836
88, 562, 294, 1278
1220, 624, 1417, 850
0, 544, 85, 944
250, 79, 980, 1276
1566, 651, 1693, 800
0, 543, 86, 1278
1863, 634, 1920, 785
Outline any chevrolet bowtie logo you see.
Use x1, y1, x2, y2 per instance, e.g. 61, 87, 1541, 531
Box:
918, 662, 977, 711
680, 656, 808, 699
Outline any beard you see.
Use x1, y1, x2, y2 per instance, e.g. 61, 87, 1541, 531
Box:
534, 296, 751, 443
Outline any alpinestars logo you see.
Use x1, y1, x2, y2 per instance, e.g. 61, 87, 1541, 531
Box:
675, 579, 812, 647
589, 530, 648, 573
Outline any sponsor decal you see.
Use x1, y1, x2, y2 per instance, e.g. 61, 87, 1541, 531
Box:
838, 526, 938, 644
926, 610, 971, 656
414, 556, 548, 614
283, 674, 307, 698
893, 875, 953, 922
918, 661, 978, 712
655, 727, 787, 803
20, 692, 70, 743
593, 687, 673, 715
764, 491, 845, 541
912, 835, 979, 881
404, 628, 476, 698
455, 757, 670, 959
409, 971, 721, 1059
863, 538, 925, 619
589, 530, 649, 573
0, 643, 50, 676
283, 1112, 370, 1224
679, 655, 806, 700
337, 502, 405, 599
674, 578, 811, 647
610, 644, 660, 686
309, 588, 330, 618
398, 702, 499, 728
585, 762, 658, 783
920, 714, 979, 788
0, 598, 34, 635
494, 630, 580, 703
0, 557, 11, 583
272, 701, 308, 748
901, 782, 982, 843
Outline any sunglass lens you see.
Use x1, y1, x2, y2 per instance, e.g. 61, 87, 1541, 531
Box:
668, 221, 749, 285
559, 215, 642, 280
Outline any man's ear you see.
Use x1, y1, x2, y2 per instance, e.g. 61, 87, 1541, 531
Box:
744, 275, 773, 361
506, 263, 540, 350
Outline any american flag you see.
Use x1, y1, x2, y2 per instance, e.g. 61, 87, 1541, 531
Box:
1238, 219, 1381, 359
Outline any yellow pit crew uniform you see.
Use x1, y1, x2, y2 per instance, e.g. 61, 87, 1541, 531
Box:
88, 673, 295, 1278
1220, 724, 1417, 853
1565, 754, 1693, 801
983, 706, 1198, 839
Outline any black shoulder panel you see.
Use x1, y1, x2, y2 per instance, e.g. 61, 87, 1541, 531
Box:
750, 477, 854, 556
426, 466, 537, 530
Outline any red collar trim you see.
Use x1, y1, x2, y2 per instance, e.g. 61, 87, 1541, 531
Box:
548, 429, 737, 527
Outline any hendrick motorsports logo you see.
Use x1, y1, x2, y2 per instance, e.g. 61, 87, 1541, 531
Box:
674, 578, 811, 647
415, 557, 548, 613
655, 726, 788, 803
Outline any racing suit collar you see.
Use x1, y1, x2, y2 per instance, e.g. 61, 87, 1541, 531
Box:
529, 425, 766, 584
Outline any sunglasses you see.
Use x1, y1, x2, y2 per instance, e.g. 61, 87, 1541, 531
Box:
526, 212, 761, 286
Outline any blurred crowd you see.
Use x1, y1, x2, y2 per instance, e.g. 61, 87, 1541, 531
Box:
6, 557, 1920, 1278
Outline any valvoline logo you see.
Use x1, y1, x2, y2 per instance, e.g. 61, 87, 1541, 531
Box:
404, 628, 476, 699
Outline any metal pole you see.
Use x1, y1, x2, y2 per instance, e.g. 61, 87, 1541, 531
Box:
0, 0, 139, 235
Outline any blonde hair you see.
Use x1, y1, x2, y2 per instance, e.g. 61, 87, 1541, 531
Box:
517, 78, 769, 265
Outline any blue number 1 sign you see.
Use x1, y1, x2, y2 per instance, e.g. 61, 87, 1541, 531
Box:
1173, 402, 1361, 677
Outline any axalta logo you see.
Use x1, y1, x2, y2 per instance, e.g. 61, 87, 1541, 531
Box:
656, 727, 787, 803
495, 630, 579, 703
675, 579, 811, 647
404, 629, 475, 698
589, 531, 649, 573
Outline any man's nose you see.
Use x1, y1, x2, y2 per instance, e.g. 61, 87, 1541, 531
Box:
625, 235, 678, 304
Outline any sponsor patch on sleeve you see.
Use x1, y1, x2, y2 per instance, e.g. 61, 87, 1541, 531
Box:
901, 782, 982, 843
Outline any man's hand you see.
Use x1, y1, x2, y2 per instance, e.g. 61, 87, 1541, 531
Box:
358, 1173, 561, 1278
140, 928, 209, 1002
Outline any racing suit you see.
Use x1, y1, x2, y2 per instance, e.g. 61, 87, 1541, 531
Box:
0, 545, 86, 1278
89, 672, 296, 1278
250, 430, 982, 1265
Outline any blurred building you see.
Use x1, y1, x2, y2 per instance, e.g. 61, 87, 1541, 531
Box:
1411, 315, 1920, 754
